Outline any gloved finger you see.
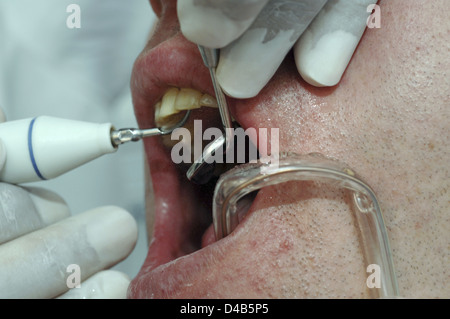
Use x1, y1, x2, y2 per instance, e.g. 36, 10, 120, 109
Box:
0, 107, 5, 123
0, 206, 137, 298
0, 183, 70, 244
0, 139, 5, 173
0, 107, 6, 171
294, 0, 378, 87
58, 270, 130, 299
216, 0, 327, 98
178, 0, 269, 48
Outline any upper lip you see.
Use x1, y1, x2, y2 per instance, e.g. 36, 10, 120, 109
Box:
131, 33, 222, 130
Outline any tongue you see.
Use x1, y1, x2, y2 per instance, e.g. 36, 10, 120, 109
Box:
201, 224, 216, 248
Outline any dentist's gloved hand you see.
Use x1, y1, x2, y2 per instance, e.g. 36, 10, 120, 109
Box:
178, 0, 378, 98
0, 108, 137, 299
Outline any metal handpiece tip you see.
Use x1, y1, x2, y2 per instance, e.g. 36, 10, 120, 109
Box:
110, 128, 141, 146
111, 110, 191, 147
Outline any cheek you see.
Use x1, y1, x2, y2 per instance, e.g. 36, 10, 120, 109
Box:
200, 182, 371, 298
231, 55, 346, 158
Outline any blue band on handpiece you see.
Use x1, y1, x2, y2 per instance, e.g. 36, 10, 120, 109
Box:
28, 117, 46, 180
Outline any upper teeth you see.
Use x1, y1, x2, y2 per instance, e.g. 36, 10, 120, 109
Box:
155, 87, 218, 126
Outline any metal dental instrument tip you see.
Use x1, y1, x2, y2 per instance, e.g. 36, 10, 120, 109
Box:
197, 46, 233, 143
187, 46, 234, 184
111, 110, 191, 147
187, 134, 226, 185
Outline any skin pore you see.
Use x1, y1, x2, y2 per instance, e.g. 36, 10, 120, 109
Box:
129, 0, 449, 298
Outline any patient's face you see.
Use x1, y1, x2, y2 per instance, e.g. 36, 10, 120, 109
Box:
128, 0, 449, 298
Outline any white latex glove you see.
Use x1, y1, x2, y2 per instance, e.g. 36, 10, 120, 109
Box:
0, 108, 138, 299
178, 0, 378, 98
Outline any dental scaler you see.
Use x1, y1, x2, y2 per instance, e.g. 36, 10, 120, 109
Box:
0, 112, 190, 184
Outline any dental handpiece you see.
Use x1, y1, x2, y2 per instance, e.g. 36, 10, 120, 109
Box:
0, 112, 190, 184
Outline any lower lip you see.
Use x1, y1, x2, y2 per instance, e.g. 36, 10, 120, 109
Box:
130, 175, 264, 298
131, 228, 234, 298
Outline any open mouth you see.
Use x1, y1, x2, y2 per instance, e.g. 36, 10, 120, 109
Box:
128, 35, 263, 298
144, 84, 258, 254
154, 85, 245, 250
